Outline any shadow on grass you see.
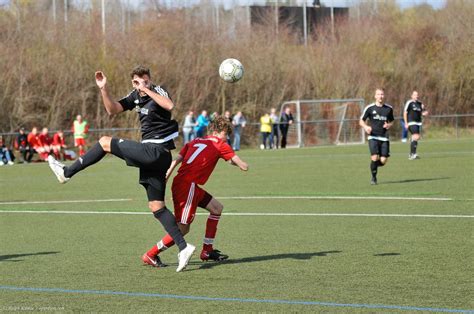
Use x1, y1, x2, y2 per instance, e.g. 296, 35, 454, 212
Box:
380, 177, 450, 185
0, 251, 60, 262
373, 253, 401, 256
191, 250, 342, 270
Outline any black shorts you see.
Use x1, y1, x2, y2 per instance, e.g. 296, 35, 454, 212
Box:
408, 125, 421, 134
368, 139, 390, 157
110, 138, 172, 201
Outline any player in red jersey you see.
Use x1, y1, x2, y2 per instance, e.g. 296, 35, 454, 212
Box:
52, 130, 67, 160
142, 117, 248, 267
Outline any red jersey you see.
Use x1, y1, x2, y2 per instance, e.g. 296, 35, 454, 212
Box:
174, 135, 235, 185
38, 133, 52, 146
52, 133, 65, 146
27, 133, 40, 148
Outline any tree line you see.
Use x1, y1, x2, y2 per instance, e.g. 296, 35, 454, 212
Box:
0, 0, 472, 134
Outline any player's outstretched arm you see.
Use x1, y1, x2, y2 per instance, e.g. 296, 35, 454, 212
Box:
95, 71, 124, 116
166, 155, 183, 181
229, 155, 248, 171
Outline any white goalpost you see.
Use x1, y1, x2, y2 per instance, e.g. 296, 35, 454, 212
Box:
279, 98, 366, 148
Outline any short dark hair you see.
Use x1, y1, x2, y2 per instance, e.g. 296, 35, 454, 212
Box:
130, 65, 151, 78
209, 117, 233, 136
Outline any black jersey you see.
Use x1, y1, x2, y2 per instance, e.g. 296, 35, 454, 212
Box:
17, 133, 28, 148
360, 103, 394, 141
404, 100, 424, 125
119, 85, 178, 149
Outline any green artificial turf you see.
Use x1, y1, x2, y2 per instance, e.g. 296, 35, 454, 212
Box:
0, 139, 472, 312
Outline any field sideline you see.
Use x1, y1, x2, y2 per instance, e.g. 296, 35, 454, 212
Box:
0, 139, 473, 312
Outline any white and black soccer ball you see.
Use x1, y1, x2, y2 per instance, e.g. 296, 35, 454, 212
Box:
219, 58, 244, 83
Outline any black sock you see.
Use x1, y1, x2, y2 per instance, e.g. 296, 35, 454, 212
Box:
153, 207, 187, 251
411, 141, 418, 155
376, 160, 385, 167
370, 161, 378, 178
64, 142, 106, 178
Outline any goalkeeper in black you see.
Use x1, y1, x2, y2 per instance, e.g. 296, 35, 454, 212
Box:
359, 88, 394, 185
403, 91, 428, 160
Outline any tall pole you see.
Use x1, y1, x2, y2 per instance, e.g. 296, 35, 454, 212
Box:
101, 0, 106, 36
215, 3, 220, 34
275, 0, 278, 35
63, 0, 68, 24
303, 1, 308, 46
52, 0, 56, 24
330, 0, 334, 38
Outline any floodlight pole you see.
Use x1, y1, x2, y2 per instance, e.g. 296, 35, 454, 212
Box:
64, 0, 68, 24
52, 0, 56, 24
330, 0, 335, 38
101, 0, 106, 36
303, 1, 308, 46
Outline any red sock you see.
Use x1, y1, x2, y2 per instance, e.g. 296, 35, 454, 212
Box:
203, 214, 221, 252
147, 234, 175, 257
146, 245, 159, 257
79, 149, 85, 156
41, 152, 49, 160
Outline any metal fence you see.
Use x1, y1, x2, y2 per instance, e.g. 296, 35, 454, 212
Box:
1, 114, 472, 161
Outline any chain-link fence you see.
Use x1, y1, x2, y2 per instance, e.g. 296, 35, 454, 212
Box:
0, 114, 472, 163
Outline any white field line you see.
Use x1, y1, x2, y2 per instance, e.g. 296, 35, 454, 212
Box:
0, 210, 472, 218
217, 196, 453, 201
0, 198, 132, 205
0, 196, 453, 206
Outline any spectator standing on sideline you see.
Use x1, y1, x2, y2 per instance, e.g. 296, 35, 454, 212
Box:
404, 90, 428, 160
0, 136, 14, 166
47, 66, 195, 272
210, 112, 219, 121
195, 110, 210, 138
16, 127, 34, 163
182, 111, 196, 145
223, 110, 233, 145
52, 130, 67, 160
279, 107, 294, 148
259, 112, 272, 149
269, 108, 279, 149
232, 111, 246, 151
73, 114, 89, 157
400, 110, 408, 143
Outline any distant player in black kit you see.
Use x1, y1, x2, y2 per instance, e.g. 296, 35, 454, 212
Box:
359, 88, 394, 185
403, 91, 428, 160
47, 66, 195, 272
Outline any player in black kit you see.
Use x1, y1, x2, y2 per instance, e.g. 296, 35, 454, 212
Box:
359, 88, 394, 185
47, 66, 195, 272
403, 91, 428, 160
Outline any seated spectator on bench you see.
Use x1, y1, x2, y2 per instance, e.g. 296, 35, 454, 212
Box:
52, 130, 67, 160
38, 127, 52, 161
16, 127, 35, 163
0, 136, 14, 166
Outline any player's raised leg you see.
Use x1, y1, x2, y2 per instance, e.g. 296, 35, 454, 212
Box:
47, 136, 110, 183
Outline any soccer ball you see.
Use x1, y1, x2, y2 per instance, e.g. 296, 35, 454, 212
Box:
219, 58, 244, 83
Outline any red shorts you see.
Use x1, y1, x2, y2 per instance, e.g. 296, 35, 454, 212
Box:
75, 138, 86, 147
172, 180, 212, 225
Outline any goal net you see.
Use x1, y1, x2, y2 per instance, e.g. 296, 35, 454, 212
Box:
279, 99, 366, 147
